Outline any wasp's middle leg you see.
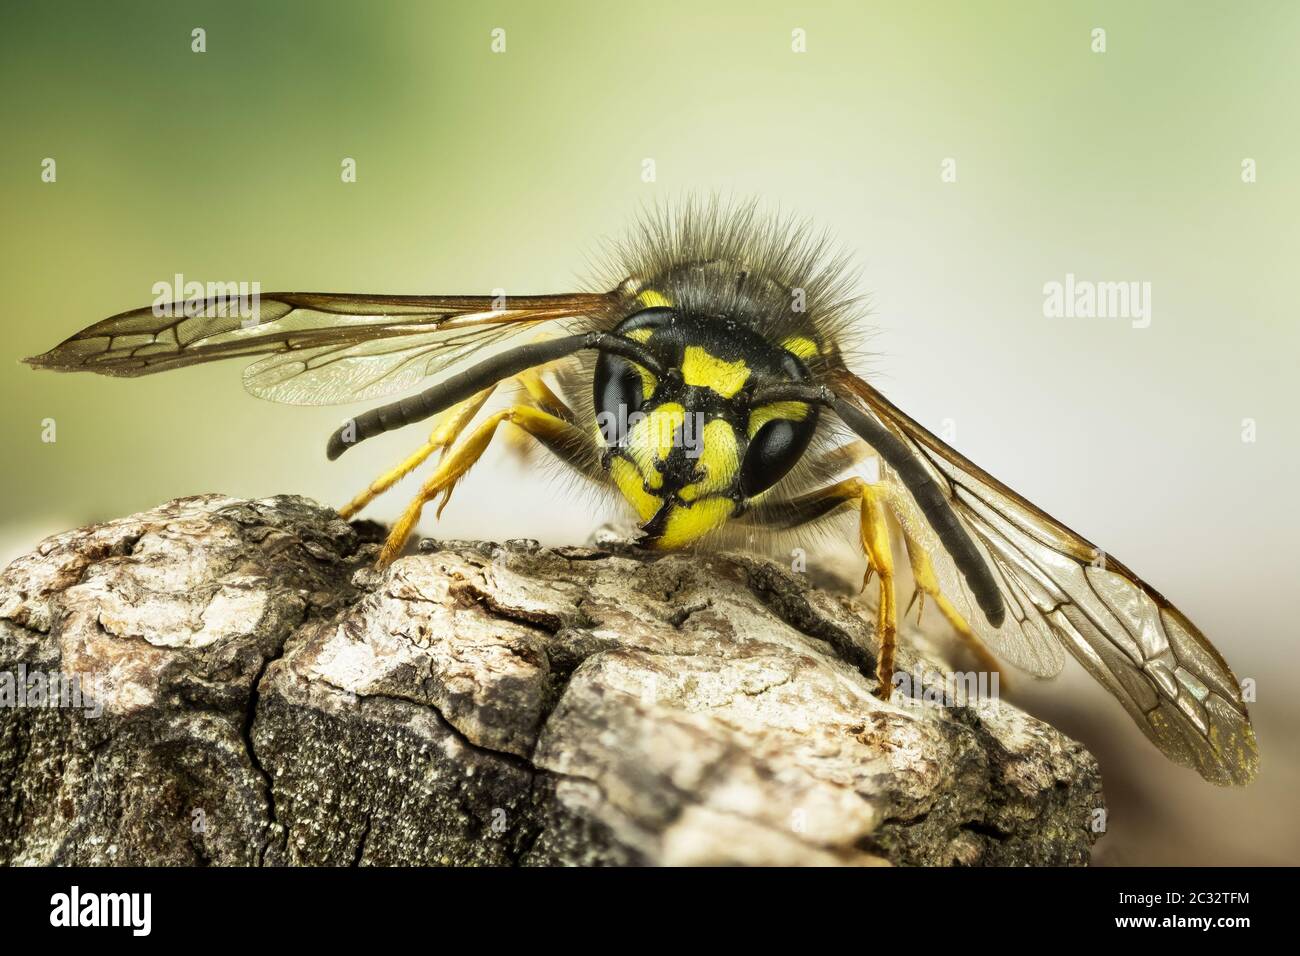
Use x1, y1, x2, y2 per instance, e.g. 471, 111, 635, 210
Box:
744, 474, 1004, 695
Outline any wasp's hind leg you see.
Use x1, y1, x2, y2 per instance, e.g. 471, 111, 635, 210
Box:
897, 524, 1007, 686
337, 384, 498, 520
377, 404, 597, 566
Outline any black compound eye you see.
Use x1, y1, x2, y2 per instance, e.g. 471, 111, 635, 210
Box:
594, 307, 673, 447
738, 412, 818, 496
594, 354, 648, 447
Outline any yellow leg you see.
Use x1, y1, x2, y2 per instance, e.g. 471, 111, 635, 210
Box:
901, 531, 1007, 685
377, 404, 577, 567
515, 366, 573, 421
507, 331, 574, 421
501, 367, 576, 460
744, 472, 1005, 695
341, 331, 579, 521
858, 482, 897, 700
429, 385, 499, 458
337, 385, 497, 520
749, 475, 898, 697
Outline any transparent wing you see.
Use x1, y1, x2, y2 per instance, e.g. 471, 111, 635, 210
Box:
25, 291, 613, 406
833, 369, 1259, 785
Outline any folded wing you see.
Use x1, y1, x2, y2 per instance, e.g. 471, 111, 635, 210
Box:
834, 369, 1259, 785
25, 291, 611, 406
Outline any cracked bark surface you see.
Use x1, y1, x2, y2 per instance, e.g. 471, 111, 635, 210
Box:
0, 494, 1103, 866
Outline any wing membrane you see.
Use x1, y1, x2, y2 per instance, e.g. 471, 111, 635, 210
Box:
833, 369, 1259, 785
26, 291, 612, 406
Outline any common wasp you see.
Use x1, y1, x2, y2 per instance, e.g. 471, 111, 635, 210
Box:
25, 199, 1258, 786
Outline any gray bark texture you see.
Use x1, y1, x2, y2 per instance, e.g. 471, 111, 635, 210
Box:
0, 494, 1103, 866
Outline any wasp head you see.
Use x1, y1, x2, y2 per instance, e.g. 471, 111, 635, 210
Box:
595, 307, 819, 548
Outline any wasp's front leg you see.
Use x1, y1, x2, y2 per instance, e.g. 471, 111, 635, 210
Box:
338, 337, 579, 521
746, 475, 899, 698
377, 404, 595, 566
337, 385, 498, 521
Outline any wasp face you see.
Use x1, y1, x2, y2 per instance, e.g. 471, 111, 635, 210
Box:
595, 307, 819, 548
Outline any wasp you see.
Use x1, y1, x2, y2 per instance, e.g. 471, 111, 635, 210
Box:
25, 199, 1258, 786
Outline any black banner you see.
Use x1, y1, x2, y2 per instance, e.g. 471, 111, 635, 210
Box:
0, 865, 1280, 941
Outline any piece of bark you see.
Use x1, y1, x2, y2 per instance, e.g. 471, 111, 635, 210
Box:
0, 494, 1103, 866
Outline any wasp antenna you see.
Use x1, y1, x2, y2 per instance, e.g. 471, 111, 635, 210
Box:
326, 332, 664, 460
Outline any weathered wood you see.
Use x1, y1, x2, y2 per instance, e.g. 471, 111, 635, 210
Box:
0, 494, 1102, 866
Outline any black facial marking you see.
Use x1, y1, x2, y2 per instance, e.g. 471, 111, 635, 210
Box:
598, 305, 819, 503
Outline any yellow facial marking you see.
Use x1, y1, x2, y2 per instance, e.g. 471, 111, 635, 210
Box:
625, 327, 654, 343
746, 401, 810, 438
680, 347, 750, 398
781, 336, 820, 360
651, 498, 736, 549
679, 419, 739, 502
649, 403, 684, 462
637, 289, 673, 309
610, 458, 661, 521
625, 401, 684, 487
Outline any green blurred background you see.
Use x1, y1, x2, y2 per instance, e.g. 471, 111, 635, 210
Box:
2, 0, 1297, 864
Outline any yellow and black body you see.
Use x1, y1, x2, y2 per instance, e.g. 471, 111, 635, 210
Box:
593, 304, 823, 548
24, 199, 1260, 787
